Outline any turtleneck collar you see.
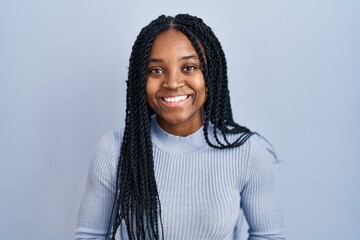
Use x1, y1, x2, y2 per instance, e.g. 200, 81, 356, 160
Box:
150, 115, 209, 153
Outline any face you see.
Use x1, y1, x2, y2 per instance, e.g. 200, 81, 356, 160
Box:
146, 29, 206, 136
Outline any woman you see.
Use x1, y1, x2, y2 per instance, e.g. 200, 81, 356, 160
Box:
76, 14, 285, 240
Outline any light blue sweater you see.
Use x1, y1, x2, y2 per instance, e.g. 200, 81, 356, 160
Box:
76, 117, 285, 239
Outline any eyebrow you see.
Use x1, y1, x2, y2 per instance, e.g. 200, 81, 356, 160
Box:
148, 58, 162, 63
148, 55, 199, 63
181, 55, 198, 61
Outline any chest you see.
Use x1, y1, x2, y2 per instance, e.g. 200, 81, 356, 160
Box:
153, 148, 247, 239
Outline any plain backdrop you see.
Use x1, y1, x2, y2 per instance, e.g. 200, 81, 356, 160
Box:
1, 0, 359, 239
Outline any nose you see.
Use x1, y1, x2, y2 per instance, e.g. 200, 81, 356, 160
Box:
163, 70, 183, 89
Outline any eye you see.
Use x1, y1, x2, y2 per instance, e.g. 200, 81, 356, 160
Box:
183, 65, 197, 72
148, 67, 164, 74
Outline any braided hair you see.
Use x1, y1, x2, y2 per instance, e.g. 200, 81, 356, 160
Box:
109, 14, 254, 240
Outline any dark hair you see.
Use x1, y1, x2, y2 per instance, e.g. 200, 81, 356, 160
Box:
109, 14, 253, 239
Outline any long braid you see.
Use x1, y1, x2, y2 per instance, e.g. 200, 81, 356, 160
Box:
174, 14, 253, 148
109, 14, 254, 239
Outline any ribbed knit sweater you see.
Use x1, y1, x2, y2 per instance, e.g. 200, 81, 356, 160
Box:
76, 117, 285, 239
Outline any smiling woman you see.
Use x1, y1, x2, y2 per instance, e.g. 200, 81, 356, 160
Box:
146, 29, 207, 136
75, 14, 285, 240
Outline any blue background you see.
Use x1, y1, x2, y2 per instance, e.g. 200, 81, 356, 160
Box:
1, 0, 359, 239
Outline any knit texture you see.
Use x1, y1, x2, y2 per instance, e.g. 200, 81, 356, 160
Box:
76, 117, 285, 239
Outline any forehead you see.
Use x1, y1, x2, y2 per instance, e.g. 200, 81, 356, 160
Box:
149, 29, 197, 58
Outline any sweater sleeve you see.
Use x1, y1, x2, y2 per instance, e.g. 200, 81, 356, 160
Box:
240, 135, 285, 240
75, 131, 119, 239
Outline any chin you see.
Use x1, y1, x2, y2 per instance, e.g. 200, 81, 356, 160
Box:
162, 117, 187, 125
158, 113, 191, 124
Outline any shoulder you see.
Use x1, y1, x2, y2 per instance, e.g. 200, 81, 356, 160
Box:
92, 128, 123, 160
96, 128, 123, 147
243, 134, 278, 186
221, 131, 275, 160
88, 128, 124, 180
248, 134, 277, 163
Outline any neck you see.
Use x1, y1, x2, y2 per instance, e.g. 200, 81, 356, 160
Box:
156, 115, 204, 137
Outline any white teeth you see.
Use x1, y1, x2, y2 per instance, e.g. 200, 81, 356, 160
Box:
163, 95, 188, 103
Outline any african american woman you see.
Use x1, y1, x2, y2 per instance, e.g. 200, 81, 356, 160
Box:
76, 14, 285, 240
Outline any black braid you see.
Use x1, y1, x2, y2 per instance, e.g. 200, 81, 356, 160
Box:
174, 14, 253, 148
109, 14, 254, 239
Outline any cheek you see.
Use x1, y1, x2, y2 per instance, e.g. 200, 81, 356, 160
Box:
146, 80, 154, 97
194, 77, 206, 96
146, 80, 157, 106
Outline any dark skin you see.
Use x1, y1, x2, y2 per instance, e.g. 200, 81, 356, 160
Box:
146, 29, 207, 136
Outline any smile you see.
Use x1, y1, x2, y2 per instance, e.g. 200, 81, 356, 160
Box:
162, 95, 190, 103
